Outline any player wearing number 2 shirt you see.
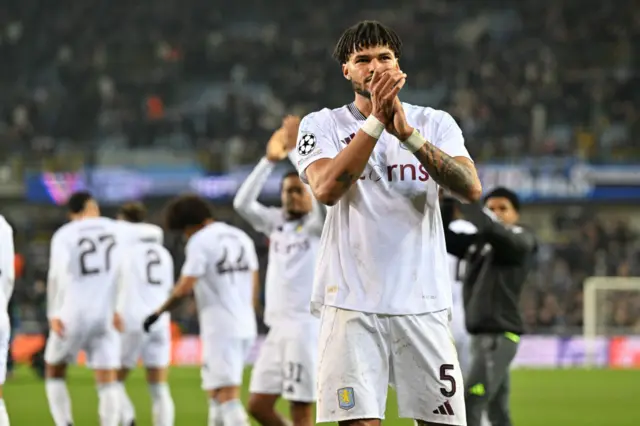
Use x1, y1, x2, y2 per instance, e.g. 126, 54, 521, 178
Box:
45, 191, 123, 426
113, 202, 175, 426
294, 21, 482, 426
144, 195, 259, 426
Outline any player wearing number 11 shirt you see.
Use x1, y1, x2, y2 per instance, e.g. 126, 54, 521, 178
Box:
45, 191, 123, 426
143, 195, 259, 426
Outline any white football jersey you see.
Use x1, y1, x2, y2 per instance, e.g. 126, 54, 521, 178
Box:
448, 219, 478, 310
295, 102, 472, 315
234, 157, 324, 326
47, 217, 122, 322
116, 223, 174, 331
0, 216, 14, 315
181, 222, 259, 338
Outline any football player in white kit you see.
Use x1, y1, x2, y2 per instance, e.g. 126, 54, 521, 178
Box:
0, 216, 14, 426
45, 191, 122, 426
293, 21, 483, 426
233, 116, 324, 426
143, 195, 259, 426
113, 202, 175, 426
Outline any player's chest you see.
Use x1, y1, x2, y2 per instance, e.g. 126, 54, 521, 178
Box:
338, 130, 432, 195
269, 224, 313, 256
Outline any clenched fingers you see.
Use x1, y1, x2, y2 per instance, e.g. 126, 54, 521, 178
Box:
378, 70, 407, 100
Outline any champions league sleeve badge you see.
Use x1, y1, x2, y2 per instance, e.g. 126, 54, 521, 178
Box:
297, 133, 317, 156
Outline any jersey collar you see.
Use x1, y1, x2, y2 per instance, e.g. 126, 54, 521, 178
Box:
347, 103, 366, 121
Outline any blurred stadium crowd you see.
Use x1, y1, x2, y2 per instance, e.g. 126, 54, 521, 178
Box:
1, 0, 639, 337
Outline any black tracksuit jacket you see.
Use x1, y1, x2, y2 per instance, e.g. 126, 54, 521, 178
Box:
443, 203, 537, 335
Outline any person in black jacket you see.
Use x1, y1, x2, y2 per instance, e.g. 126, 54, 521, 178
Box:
442, 187, 537, 426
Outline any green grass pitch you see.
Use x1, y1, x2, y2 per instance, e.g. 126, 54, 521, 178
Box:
4, 366, 639, 425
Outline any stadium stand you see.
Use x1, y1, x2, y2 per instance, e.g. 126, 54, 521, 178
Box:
1, 0, 639, 346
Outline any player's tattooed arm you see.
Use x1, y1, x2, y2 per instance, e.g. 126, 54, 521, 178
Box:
414, 146, 482, 202
305, 131, 377, 205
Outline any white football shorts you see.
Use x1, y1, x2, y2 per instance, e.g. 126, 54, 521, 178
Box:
316, 306, 466, 425
45, 318, 120, 370
121, 323, 171, 369
250, 320, 319, 402
201, 334, 254, 391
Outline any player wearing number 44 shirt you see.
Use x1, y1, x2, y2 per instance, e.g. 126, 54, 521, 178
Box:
233, 116, 325, 426
113, 202, 175, 426
293, 21, 483, 426
144, 195, 259, 426
45, 191, 123, 426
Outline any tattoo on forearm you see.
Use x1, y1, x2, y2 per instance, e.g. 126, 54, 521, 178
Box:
335, 171, 356, 189
415, 143, 475, 197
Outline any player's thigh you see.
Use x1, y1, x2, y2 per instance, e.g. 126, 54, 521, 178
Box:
120, 331, 144, 369
316, 306, 390, 424
86, 327, 121, 371
249, 330, 283, 395
201, 335, 254, 391
44, 330, 83, 367
390, 310, 466, 425
281, 325, 319, 403
141, 326, 171, 369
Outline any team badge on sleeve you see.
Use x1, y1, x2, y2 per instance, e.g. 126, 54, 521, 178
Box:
297, 133, 317, 156
337, 387, 355, 410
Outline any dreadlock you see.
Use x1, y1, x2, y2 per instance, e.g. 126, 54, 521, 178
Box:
332, 20, 403, 64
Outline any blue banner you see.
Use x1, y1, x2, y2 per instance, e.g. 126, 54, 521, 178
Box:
25, 162, 640, 204
477, 162, 640, 202
25, 166, 205, 205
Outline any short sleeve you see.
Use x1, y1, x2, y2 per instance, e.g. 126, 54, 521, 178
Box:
435, 112, 472, 161
181, 237, 207, 278
294, 110, 340, 183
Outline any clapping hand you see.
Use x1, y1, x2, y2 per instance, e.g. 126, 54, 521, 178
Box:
266, 115, 301, 162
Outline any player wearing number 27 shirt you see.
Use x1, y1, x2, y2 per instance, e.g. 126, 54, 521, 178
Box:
294, 21, 483, 426
45, 191, 124, 426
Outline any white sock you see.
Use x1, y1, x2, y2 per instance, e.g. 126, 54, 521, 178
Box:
97, 383, 120, 426
0, 399, 9, 426
149, 383, 174, 426
219, 399, 250, 426
115, 381, 135, 426
208, 399, 221, 426
45, 379, 73, 426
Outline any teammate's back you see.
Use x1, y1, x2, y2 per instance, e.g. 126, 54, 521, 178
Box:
185, 221, 258, 338
145, 195, 259, 426
50, 216, 121, 326
117, 222, 173, 331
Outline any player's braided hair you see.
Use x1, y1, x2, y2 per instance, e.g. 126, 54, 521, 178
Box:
163, 194, 213, 231
333, 20, 403, 64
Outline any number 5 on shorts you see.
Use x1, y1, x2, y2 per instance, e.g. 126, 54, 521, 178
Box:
439, 364, 457, 397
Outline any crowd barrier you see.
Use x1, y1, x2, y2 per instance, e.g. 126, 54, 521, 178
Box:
10, 334, 640, 368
